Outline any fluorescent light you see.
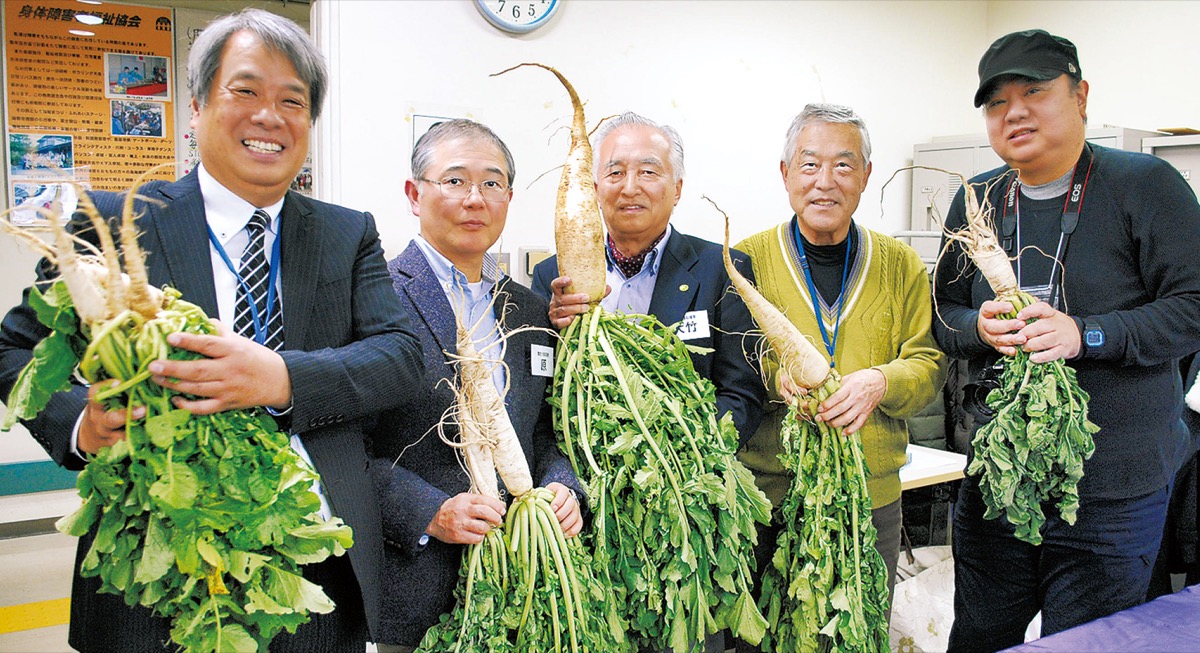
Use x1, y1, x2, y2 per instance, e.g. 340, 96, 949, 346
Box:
75, 14, 103, 25
77, 1, 103, 5
69, 29, 95, 36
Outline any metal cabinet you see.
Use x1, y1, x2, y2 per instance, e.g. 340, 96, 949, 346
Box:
1142, 134, 1200, 198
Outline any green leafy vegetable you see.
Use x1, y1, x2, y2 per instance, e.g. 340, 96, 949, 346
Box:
7, 281, 353, 652
757, 374, 891, 653
967, 291, 1098, 545
550, 307, 771, 651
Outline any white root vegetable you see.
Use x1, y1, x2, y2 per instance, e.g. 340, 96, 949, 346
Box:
707, 196, 832, 390
491, 63, 607, 303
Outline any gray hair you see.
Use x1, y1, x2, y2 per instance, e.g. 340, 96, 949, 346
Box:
781, 103, 872, 167
187, 8, 328, 123
411, 119, 516, 186
592, 111, 686, 181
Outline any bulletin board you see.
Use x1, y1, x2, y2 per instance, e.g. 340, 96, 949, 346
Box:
4, 0, 175, 222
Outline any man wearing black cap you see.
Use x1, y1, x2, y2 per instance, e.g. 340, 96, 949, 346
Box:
934, 29, 1200, 651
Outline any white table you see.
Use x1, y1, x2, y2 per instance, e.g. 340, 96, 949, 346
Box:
900, 444, 967, 491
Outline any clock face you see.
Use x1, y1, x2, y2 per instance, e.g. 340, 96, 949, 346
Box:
475, 0, 560, 34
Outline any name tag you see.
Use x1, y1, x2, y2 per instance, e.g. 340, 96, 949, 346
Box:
675, 310, 711, 341
530, 344, 554, 377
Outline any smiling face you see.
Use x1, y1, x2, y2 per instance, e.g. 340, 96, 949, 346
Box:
983, 74, 1089, 185
595, 124, 682, 253
190, 30, 311, 208
782, 121, 871, 246
406, 136, 511, 280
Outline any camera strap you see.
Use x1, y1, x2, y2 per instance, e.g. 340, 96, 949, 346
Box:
999, 143, 1094, 309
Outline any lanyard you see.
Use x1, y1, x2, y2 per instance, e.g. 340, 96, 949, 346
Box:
999, 144, 1094, 305
792, 218, 854, 369
207, 221, 282, 346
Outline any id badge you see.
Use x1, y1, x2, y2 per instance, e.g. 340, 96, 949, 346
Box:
1020, 283, 1061, 311
530, 344, 554, 377
675, 310, 711, 341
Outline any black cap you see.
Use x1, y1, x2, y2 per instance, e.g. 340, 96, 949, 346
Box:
974, 29, 1081, 107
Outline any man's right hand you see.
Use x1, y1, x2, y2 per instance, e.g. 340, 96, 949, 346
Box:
976, 299, 1027, 356
548, 276, 609, 330
78, 382, 145, 455
426, 492, 507, 545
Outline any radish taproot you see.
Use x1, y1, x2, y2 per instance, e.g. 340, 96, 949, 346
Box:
416, 300, 622, 653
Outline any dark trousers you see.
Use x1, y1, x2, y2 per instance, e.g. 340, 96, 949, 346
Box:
733, 498, 903, 653
68, 541, 365, 653
947, 476, 1170, 653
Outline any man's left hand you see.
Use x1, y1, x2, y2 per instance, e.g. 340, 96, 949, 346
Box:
149, 320, 293, 415
817, 368, 887, 436
546, 481, 583, 538
1016, 301, 1081, 363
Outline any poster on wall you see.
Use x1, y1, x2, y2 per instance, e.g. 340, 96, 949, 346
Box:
3, 0, 175, 216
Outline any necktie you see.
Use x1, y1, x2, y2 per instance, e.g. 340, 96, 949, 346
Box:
233, 209, 284, 350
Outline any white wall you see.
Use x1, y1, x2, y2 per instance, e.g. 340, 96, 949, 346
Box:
314, 0, 991, 265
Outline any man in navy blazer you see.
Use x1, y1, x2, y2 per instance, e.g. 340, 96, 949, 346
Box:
532, 111, 765, 446
370, 119, 584, 651
0, 10, 422, 652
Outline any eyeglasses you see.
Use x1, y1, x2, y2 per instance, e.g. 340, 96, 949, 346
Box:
418, 177, 510, 202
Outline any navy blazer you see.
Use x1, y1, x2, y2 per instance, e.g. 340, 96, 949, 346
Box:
371, 242, 582, 646
531, 229, 766, 444
0, 171, 424, 649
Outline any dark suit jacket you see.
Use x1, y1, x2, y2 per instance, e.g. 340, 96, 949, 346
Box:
371, 242, 582, 646
0, 171, 424, 650
531, 229, 765, 445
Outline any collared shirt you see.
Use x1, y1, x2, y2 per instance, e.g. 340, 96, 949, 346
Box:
413, 236, 507, 395
198, 165, 286, 327
602, 224, 673, 315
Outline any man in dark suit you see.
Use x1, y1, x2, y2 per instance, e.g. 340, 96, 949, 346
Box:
370, 119, 584, 652
531, 111, 765, 446
0, 9, 422, 652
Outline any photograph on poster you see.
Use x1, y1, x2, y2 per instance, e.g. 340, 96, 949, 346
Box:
8, 133, 73, 176
10, 181, 79, 226
111, 100, 165, 138
105, 52, 170, 98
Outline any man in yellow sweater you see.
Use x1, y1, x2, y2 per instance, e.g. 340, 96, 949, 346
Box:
734, 103, 946, 651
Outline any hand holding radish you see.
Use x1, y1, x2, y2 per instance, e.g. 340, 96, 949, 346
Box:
545, 481, 583, 538
427, 492, 507, 545
148, 320, 293, 415
976, 299, 1027, 355
78, 381, 145, 454
548, 275, 610, 330
815, 368, 887, 436
1014, 301, 1082, 363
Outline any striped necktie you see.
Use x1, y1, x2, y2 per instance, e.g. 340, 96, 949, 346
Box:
233, 209, 284, 350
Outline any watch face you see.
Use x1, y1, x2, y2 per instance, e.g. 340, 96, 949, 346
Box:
1085, 330, 1104, 347
476, 0, 559, 33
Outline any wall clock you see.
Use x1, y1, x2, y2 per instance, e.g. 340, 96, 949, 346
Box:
474, 0, 560, 34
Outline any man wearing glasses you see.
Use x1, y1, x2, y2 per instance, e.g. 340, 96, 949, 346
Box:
370, 119, 585, 652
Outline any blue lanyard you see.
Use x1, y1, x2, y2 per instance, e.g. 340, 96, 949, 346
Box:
792, 218, 854, 369
207, 221, 282, 346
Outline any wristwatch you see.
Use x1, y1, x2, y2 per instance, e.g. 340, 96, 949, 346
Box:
1082, 319, 1105, 354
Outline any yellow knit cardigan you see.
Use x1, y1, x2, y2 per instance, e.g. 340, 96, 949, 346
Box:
736, 221, 947, 509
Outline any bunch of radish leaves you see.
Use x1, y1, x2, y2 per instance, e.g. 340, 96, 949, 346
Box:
550, 308, 771, 651
757, 389, 890, 653
4, 280, 353, 653
968, 343, 1098, 545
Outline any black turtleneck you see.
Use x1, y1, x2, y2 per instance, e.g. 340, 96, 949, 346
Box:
798, 227, 857, 305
